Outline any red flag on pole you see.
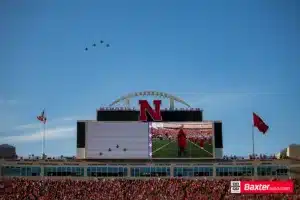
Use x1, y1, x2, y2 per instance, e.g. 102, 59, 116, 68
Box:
253, 112, 269, 134
37, 109, 47, 124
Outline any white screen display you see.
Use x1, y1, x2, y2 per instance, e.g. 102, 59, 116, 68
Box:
86, 122, 149, 159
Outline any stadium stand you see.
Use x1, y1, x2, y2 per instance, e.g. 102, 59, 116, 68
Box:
1, 178, 300, 199
1, 156, 300, 199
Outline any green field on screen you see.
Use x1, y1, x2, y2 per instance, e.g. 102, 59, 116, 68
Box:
152, 138, 213, 158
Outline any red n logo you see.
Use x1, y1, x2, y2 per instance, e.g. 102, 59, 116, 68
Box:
139, 100, 162, 121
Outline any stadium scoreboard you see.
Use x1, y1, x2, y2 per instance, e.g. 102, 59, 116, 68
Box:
77, 98, 223, 159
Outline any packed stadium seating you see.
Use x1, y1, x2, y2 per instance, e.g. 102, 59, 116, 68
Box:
1, 178, 299, 200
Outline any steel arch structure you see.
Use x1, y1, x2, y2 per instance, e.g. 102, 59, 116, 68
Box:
109, 91, 191, 110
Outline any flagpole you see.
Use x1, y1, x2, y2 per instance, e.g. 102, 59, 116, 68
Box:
41, 122, 44, 159
252, 125, 255, 158
43, 122, 45, 159
43, 109, 46, 160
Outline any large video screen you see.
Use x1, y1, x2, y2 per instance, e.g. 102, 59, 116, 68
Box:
150, 122, 214, 158
86, 122, 149, 159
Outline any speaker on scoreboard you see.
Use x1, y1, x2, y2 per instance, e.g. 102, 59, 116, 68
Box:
77, 122, 86, 148
214, 122, 223, 159
77, 121, 86, 159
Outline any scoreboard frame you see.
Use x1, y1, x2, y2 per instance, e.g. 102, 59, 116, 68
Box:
77, 96, 223, 160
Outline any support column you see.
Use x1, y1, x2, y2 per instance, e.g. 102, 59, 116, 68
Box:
127, 166, 131, 177
170, 165, 174, 177
213, 165, 216, 177
253, 160, 259, 177
254, 165, 258, 177
40, 165, 44, 177
84, 166, 88, 177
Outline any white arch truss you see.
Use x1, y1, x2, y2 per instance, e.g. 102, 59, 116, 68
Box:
109, 91, 191, 110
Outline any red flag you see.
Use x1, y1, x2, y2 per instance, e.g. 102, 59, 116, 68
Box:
253, 113, 268, 134
37, 109, 47, 124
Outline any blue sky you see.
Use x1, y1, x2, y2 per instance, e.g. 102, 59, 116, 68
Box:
0, 0, 299, 157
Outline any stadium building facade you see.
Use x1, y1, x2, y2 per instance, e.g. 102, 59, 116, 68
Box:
1, 91, 299, 179
1, 159, 298, 178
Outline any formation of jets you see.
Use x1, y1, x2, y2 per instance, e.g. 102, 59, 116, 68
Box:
98, 144, 127, 156
85, 40, 110, 51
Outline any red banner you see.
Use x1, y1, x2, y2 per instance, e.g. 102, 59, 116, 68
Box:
231, 180, 294, 194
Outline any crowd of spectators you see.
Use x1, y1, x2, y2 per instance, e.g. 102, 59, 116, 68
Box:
1, 178, 299, 200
